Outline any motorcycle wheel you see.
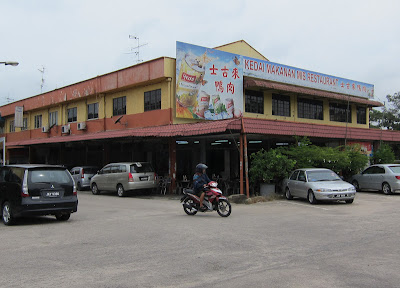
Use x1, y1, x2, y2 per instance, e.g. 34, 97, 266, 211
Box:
183, 198, 198, 216
217, 199, 232, 217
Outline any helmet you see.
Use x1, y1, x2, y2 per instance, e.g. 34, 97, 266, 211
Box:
196, 163, 208, 173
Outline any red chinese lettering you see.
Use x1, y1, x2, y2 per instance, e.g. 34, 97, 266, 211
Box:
357, 84, 361, 91
346, 83, 350, 89
227, 82, 235, 94
352, 83, 356, 90
221, 66, 229, 78
209, 64, 218, 75
215, 81, 224, 93
341, 82, 345, 88
232, 68, 240, 79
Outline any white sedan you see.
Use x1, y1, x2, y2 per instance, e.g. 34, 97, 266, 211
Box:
284, 168, 356, 204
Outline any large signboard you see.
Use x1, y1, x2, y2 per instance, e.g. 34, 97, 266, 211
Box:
176, 42, 244, 120
243, 56, 374, 99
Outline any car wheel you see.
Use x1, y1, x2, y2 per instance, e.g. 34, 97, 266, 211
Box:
352, 180, 360, 192
2, 201, 15, 226
91, 183, 100, 195
285, 187, 293, 200
56, 213, 71, 221
307, 190, 317, 205
382, 182, 392, 195
345, 199, 354, 204
117, 184, 125, 197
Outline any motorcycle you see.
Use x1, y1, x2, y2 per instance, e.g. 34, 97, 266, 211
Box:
180, 181, 232, 217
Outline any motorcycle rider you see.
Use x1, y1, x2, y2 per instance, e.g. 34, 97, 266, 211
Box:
193, 163, 211, 211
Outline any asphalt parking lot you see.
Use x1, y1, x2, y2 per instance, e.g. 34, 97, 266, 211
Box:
1, 190, 400, 288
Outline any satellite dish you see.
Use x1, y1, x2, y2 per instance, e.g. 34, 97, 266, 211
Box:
114, 116, 124, 124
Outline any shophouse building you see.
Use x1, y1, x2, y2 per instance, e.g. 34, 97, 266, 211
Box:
0, 40, 398, 195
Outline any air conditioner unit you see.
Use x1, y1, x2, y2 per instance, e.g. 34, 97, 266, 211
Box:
77, 122, 86, 130
61, 124, 70, 134
41, 125, 49, 133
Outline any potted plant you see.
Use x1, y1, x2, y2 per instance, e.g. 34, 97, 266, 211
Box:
250, 149, 296, 196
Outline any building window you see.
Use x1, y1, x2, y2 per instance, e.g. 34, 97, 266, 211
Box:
356, 106, 366, 124
67, 107, 77, 123
34, 115, 42, 129
9, 120, 15, 133
297, 98, 323, 120
88, 103, 99, 120
329, 103, 351, 123
21, 118, 28, 131
49, 111, 58, 126
144, 89, 161, 111
245, 90, 264, 114
272, 94, 291, 117
113, 96, 126, 116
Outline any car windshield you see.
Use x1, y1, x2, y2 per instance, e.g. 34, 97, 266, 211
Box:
307, 170, 341, 182
84, 167, 98, 174
389, 166, 400, 173
30, 169, 73, 184
130, 163, 154, 173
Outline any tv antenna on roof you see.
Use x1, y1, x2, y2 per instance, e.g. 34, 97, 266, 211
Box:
38, 66, 45, 93
128, 35, 148, 64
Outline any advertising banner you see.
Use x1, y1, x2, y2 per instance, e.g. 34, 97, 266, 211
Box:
243, 56, 374, 99
14, 106, 24, 128
176, 42, 243, 120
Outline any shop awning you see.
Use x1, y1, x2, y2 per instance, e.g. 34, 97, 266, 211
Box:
244, 78, 383, 107
242, 118, 400, 142
5, 119, 242, 147
6, 117, 400, 147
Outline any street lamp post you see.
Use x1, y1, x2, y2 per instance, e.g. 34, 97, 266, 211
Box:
0, 60, 19, 165
0, 61, 19, 66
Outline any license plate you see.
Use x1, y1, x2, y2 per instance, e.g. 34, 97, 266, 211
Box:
46, 191, 60, 197
140, 176, 149, 181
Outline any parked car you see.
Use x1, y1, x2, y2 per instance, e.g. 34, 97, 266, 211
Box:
90, 162, 157, 197
0, 164, 78, 225
70, 166, 98, 190
283, 168, 356, 204
351, 164, 400, 194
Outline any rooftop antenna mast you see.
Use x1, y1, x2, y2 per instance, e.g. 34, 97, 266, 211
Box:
38, 66, 45, 93
128, 35, 148, 64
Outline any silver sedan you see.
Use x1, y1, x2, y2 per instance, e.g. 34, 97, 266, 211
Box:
351, 164, 400, 195
284, 168, 356, 204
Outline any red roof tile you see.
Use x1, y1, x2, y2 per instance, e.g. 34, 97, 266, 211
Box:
6, 119, 242, 147
6, 118, 400, 147
242, 118, 400, 141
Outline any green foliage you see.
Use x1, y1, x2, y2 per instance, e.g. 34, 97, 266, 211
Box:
372, 143, 395, 164
281, 137, 368, 179
340, 144, 369, 180
250, 149, 296, 184
370, 91, 400, 130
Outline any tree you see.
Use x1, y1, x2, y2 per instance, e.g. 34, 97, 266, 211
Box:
371, 143, 395, 164
249, 149, 296, 184
369, 92, 400, 130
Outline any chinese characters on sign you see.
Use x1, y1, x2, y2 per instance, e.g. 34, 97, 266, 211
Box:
176, 41, 375, 120
176, 42, 244, 120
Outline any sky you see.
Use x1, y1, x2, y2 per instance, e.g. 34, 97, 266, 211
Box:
0, 0, 399, 108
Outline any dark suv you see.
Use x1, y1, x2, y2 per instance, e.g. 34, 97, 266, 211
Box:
0, 164, 78, 225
